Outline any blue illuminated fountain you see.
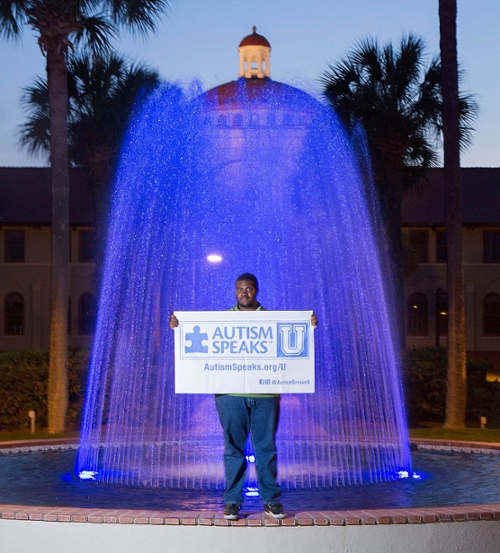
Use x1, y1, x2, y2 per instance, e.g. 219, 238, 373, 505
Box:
77, 29, 410, 490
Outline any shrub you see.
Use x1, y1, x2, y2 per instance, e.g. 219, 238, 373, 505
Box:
404, 346, 447, 424
0, 349, 89, 431
404, 346, 500, 425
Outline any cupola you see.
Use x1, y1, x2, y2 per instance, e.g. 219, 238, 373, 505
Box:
238, 26, 271, 79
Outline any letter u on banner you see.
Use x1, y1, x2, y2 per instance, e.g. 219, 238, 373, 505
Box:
277, 323, 308, 357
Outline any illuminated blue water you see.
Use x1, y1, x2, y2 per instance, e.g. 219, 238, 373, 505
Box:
2, 449, 500, 510
78, 78, 410, 488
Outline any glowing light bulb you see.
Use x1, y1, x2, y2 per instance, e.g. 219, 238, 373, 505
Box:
207, 254, 222, 263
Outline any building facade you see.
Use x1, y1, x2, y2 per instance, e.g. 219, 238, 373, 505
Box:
0, 167, 96, 350
2, 165, 499, 366
1, 28, 499, 368
403, 167, 500, 369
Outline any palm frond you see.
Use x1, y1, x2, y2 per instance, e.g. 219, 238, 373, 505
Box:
321, 33, 479, 186
107, 0, 170, 35
0, 0, 28, 38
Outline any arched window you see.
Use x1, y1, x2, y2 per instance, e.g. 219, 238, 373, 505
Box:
5, 292, 24, 335
250, 113, 260, 126
483, 293, 500, 336
79, 293, 97, 335
233, 113, 244, 127
79, 229, 96, 262
267, 112, 277, 127
407, 293, 428, 336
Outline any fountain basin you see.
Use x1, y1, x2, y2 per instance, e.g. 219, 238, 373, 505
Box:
1, 439, 500, 553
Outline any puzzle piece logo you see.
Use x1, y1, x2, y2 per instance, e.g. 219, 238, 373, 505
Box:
184, 325, 209, 354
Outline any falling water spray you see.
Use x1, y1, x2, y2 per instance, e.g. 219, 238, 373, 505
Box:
77, 77, 410, 490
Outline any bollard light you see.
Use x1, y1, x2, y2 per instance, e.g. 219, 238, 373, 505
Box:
28, 410, 36, 435
480, 416, 487, 429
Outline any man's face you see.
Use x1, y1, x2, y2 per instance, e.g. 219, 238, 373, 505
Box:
235, 280, 258, 310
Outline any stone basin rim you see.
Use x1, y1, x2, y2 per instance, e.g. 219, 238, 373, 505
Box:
1, 437, 500, 526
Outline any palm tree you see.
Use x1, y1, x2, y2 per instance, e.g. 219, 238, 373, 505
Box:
439, 0, 466, 429
0, 0, 169, 433
321, 35, 477, 344
20, 53, 161, 280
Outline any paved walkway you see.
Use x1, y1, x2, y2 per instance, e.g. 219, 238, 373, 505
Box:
1, 502, 500, 526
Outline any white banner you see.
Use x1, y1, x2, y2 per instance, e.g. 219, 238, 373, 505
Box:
174, 310, 315, 394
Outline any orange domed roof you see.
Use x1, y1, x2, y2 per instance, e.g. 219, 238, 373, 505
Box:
239, 26, 271, 48
202, 78, 319, 109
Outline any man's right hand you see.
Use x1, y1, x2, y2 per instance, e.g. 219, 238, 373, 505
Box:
169, 313, 179, 329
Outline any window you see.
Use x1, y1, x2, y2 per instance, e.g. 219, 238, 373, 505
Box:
408, 230, 429, 263
436, 292, 448, 336
483, 231, 500, 263
5, 230, 25, 262
4, 292, 24, 335
250, 113, 260, 126
267, 112, 277, 127
483, 293, 500, 336
233, 113, 244, 127
79, 293, 97, 335
436, 230, 447, 263
407, 293, 428, 336
217, 114, 227, 127
79, 230, 96, 262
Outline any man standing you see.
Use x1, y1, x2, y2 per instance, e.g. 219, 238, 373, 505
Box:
169, 272, 316, 520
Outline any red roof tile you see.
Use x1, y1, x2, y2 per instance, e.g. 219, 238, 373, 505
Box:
239, 28, 271, 48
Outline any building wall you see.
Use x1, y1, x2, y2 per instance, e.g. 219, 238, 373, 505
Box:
404, 226, 500, 368
0, 225, 95, 351
2, 222, 500, 363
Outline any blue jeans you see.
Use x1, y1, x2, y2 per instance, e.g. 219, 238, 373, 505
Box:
215, 395, 281, 505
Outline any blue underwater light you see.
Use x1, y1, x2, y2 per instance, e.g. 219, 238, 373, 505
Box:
79, 470, 99, 481
397, 470, 424, 481
244, 487, 260, 497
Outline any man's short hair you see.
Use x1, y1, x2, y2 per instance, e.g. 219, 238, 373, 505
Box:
236, 273, 259, 290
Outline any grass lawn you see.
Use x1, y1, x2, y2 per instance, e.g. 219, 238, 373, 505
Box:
1, 428, 500, 443
409, 427, 500, 443
0, 430, 80, 442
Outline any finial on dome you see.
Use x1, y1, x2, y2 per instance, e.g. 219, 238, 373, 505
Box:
252, 25, 257, 33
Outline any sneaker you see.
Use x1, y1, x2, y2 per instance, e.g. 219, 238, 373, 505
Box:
264, 502, 286, 519
224, 503, 240, 520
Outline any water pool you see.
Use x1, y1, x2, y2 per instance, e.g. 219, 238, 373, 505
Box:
1, 448, 500, 512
